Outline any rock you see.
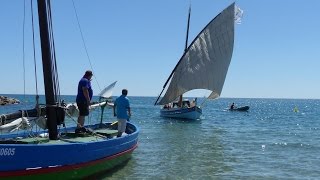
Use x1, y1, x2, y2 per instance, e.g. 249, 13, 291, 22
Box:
0, 96, 20, 106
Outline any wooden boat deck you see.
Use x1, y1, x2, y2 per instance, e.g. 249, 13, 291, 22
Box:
1, 128, 119, 144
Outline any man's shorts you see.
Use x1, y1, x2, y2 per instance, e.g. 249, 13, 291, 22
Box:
77, 101, 89, 116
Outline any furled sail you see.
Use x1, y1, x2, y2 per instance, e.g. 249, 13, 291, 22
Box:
98, 81, 117, 98
0, 117, 33, 133
65, 81, 117, 117
158, 3, 236, 105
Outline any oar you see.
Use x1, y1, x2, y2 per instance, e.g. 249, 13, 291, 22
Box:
111, 121, 118, 126
110, 117, 130, 127
110, 118, 130, 126
85, 127, 107, 138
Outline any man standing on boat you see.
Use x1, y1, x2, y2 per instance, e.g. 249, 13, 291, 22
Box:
113, 89, 131, 137
75, 70, 93, 133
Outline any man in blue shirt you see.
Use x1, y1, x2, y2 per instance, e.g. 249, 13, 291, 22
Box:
113, 89, 131, 137
75, 70, 93, 133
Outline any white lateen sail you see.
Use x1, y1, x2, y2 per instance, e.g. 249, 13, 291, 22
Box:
158, 3, 238, 105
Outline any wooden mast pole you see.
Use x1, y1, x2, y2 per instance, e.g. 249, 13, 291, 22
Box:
179, 5, 191, 107
37, 0, 58, 140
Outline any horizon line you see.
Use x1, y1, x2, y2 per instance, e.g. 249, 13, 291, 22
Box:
1, 93, 319, 100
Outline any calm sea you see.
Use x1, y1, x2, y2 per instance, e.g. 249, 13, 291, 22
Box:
1, 95, 319, 179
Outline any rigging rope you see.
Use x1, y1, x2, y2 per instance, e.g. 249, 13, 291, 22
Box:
46, 1, 61, 102
22, 0, 26, 103
72, 0, 101, 92
30, 0, 40, 107
34, 0, 63, 105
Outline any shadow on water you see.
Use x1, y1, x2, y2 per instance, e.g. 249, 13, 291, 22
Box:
161, 117, 203, 125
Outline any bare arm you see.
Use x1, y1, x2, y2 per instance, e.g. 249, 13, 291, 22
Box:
113, 104, 117, 117
128, 107, 131, 117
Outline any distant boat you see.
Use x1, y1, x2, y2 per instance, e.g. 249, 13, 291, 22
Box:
0, 1, 139, 179
160, 99, 202, 120
154, 3, 243, 120
229, 105, 250, 111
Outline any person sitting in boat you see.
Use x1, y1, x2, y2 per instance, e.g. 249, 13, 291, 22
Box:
182, 100, 190, 108
230, 102, 235, 110
163, 104, 170, 109
190, 98, 197, 107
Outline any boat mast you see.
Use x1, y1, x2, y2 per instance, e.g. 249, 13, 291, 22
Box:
154, 5, 191, 105
184, 5, 191, 53
37, 0, 58, 140
180, 5, 191, 107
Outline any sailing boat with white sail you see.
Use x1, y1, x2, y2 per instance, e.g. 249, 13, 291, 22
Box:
0, 1, 139, 179
154, 3, 243, 120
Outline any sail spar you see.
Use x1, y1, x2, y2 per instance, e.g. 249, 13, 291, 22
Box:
157, 3, 237, 105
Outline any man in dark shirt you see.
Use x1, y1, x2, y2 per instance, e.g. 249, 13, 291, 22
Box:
230, 102, 235, 110
75, 70, 93, 133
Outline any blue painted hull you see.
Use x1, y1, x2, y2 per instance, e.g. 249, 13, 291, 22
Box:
0, 122, 139, 177
160, 106, 202, 120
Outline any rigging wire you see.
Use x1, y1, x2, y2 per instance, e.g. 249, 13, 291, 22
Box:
46, 0, 61, 103
22, 0, 26, 102
200, 95, 209, 108
30, 0, 40, 106
155, 4, 192, 105
71, 0, 101, 92
25, 0, 101, 107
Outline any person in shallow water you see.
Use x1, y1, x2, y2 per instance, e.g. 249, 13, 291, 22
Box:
75, 70, 93, 133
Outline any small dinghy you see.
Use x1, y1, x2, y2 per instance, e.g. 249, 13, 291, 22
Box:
229, 106, 249, 111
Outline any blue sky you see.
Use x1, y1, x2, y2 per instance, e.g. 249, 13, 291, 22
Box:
0, 0, 319, 99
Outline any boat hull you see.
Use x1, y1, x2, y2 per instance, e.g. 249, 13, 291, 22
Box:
0, 122, 139, 179
160, 106, 202, 120
0, 144, 136, 180
230, 106, 249, 111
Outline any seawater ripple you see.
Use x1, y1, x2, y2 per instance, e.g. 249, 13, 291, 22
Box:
1, 95, 319, 179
